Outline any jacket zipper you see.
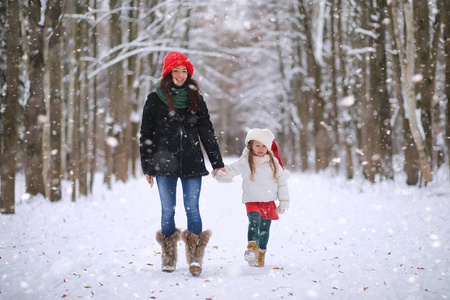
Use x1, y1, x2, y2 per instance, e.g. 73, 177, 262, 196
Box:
179, 127, 183, 172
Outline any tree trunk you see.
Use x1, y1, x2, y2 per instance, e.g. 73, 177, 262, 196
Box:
330, 0, 340, 172
61, 0, 76, 182
430, 1, 443, 169
293, 3, 309, 172
1, 0, 20, 214
78, 0, 89, 196
337, 0, 354, 179
24, 0, 46, 196
299, 0, 329, 172
71, 0, 83, 201
360, 0, 377, 182
444, 0, 450, 177
376, 0, 394, 179
388, 0, 420, 185
392, 0, 432, 184
45, 0, 64, 201
0, 2, 6, 175
89, 0, 98, 193
414, 0, 434, 171
128, 0, 139, 178
105, 0, 126, 186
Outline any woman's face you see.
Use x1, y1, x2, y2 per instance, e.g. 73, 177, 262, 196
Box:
171, 66, 188, 86
251, 140, 268, 157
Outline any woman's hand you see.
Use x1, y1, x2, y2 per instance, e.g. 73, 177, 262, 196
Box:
213, 168, 226, 176
145, 174, 154, 186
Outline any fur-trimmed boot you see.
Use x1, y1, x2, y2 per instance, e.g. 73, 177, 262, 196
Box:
257, 249, 266, 267
244, 241, 259, 267
181, 229, 212, 277
156, 229, 181, 273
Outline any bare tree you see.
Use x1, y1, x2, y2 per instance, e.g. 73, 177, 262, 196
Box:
387, 0, 420, 185
391, 0, 432, 184
444, 0, 450, 175
0, 2, 5, 175
24, 0, 46, 196
70, 0, 83, 201
89, 0, 99, 193
1, 0, 20, 214
45, 0, 64, 201
359, 0, 379, 182
128, 0, 139, 178
105, 0, 126, 187
414, 0, 434, 169
375, 0, 394, 179
337, 0, 354, 179
299, 0, 330, 172
78, 0, 89, 196
330, 0, 341, 172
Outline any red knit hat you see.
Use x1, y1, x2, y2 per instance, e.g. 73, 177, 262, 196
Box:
162, 52, 194, 78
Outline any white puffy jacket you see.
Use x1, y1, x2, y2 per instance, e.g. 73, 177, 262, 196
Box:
224, 153, 290, 204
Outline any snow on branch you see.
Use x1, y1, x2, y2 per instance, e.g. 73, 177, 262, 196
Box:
347, 47, 376, 55
354, 28, 378, 39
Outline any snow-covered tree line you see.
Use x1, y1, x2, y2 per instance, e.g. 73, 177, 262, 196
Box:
1, 0, 449, 213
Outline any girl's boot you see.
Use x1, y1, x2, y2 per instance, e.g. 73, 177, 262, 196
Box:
257, 249, 266, 267
181, 229, 212, 276
244, 241, 259, 267
156, 229, 181, 272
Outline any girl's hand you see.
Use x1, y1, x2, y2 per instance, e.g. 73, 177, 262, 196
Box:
214, 168, 226, 176
276, 200, 289, 214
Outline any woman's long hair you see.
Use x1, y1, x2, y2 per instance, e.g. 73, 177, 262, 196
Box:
160, 73, 202, 114
247, 140, 279, 182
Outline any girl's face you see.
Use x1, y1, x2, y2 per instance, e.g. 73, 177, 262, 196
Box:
171, 66, 188, 86
251, 140, 268, 157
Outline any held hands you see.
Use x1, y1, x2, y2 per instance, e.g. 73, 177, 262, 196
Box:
276, 200, 289, 214
213, 168, 226, 176
213, 168, 233, 183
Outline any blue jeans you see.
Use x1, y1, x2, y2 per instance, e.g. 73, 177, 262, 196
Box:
156, 176, 202, 236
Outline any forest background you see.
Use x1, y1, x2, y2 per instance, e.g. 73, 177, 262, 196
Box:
1, 0, 449, 213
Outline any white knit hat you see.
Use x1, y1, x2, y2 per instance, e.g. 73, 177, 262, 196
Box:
244, 128, 275, 147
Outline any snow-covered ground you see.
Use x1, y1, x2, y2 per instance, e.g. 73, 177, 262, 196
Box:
1, 158, 449, 300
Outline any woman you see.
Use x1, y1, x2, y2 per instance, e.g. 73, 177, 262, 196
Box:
139, 52, 224, 276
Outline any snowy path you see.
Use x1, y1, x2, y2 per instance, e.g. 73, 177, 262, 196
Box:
1, 162, 449, 299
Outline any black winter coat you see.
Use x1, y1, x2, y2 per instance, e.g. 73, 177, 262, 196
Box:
139, 92, 224, 177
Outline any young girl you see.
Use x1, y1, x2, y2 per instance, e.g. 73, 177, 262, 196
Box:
215, 128, 290, 267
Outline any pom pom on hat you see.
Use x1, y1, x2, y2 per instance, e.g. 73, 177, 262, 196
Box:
162, 52, 194, 78
271, 140, 284, 170
245, 128, 275, 148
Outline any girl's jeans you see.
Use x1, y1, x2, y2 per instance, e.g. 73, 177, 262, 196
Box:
156, 176, 202, 236
247, 211, 272, 250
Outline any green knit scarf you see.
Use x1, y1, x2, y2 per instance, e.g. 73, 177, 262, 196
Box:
155, 79, 188, 109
